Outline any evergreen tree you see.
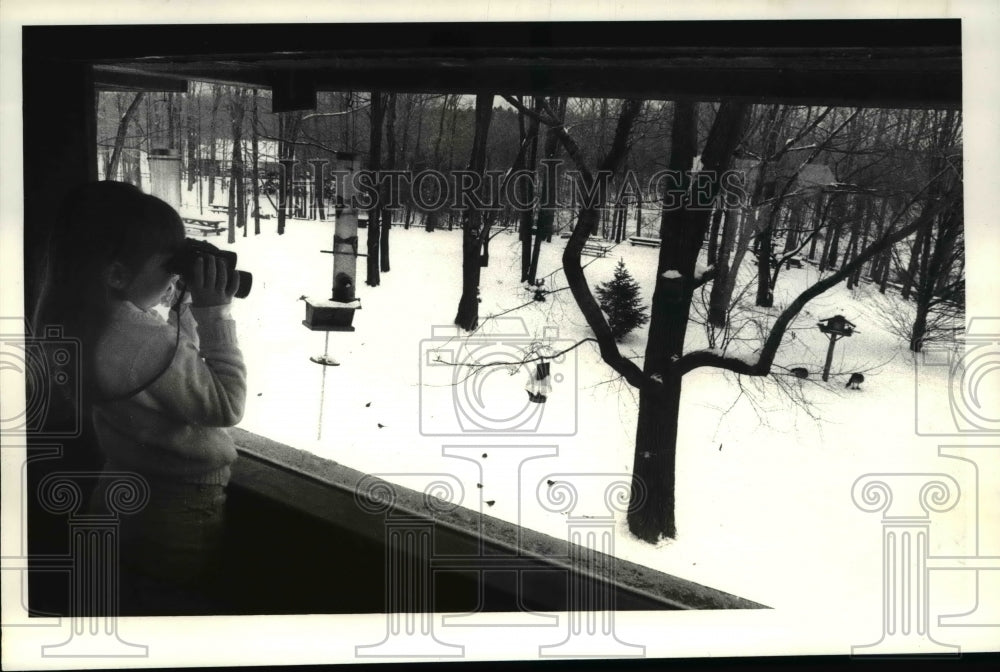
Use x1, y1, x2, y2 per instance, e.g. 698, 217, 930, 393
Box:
595, 259, 650, 341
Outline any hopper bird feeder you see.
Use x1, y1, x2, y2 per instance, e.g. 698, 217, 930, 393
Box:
817, 315, 857, 382
303, 151, 363, 366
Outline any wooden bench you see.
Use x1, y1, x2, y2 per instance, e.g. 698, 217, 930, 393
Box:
628, 236, 660, 247
580, 242, 610, 258
182, 216, 227, 237
785, 257, 804, 269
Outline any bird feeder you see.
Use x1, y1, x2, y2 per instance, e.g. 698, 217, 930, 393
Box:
817, 314, 857, 381
303, 152, 362, 334
304, 151, 363, 366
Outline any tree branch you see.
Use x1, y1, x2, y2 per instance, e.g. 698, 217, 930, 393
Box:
558, 99, 647, 388
677, 169, 958, 377
501, 94, 592, 181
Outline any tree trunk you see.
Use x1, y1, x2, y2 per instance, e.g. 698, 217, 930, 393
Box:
783, 199, 802, 253
807, 191, 826, 261
850, 200, 873, 287
878, 233, 894, 294
381, 92, 397, 273
185, 94, 197, 191
900, 224, 926, 300
276, 111, 301, 236
819, 194, 844, 272
366, 92, 385, 287
105, 92, 145, 182
707, 205, 741, 327
454, 94, 494, 331
208, 86, 221, 203
406, 95, 427, 230
227, 90, 246, 244
528, 97, 566, 284
844, 201, 862, 290
752, 106, 784, 307
706, 206, 724, 266
277, 116, 287, 235
630, 375, 682, 541
166, 93, 176, 149
635, 189, 644, 237
628, 100, 749, 542
518, 97, 540, 282
868, 198, 890, 280
251, 90, 261, 235
754, 195, 775, 307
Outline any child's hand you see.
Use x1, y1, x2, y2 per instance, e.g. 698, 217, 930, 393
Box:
188, 255, 240, 307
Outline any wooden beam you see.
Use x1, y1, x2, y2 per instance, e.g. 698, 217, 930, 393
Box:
25, 21, 962, 108
93, 65, 188, 92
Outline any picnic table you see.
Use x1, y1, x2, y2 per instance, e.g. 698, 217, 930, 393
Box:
580, 241, 611, 258
628, 235, 660, 247
181, 215, 227, 237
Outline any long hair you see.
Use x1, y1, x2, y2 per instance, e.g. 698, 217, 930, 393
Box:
31, 181, 185, 407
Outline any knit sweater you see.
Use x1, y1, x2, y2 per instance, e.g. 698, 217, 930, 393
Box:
91, 299, 246, 486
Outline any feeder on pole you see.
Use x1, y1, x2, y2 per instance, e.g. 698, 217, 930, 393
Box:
817, 315, 857, 382
301, 152, 364, 439
303, 151, 363, 341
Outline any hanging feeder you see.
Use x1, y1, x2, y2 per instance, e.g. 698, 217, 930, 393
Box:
526, 361, 552, 404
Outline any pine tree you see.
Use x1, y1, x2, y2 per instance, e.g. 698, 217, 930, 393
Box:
595, 259, 650, 341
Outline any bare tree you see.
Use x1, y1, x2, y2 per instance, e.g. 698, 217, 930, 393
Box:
276, 110, 302, 236
454, 94, 494, 331
507, 95, 958, 542
381, 92, 397, 272
516, 96, 541, 282
366, 91, 385, 287
227, 88, 247, 244
250, 89, 261, 235
527, 97, 567, 285
105, 93, 145, 181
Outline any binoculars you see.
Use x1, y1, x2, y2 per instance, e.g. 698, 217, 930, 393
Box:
167, 239, 253, 299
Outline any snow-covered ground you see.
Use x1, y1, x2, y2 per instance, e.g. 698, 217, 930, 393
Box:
176, 188, 993, 646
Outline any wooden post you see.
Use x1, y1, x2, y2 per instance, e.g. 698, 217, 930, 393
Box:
821, 333, 840, 382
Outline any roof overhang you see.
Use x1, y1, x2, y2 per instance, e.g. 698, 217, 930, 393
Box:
23, 20, 962, 110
